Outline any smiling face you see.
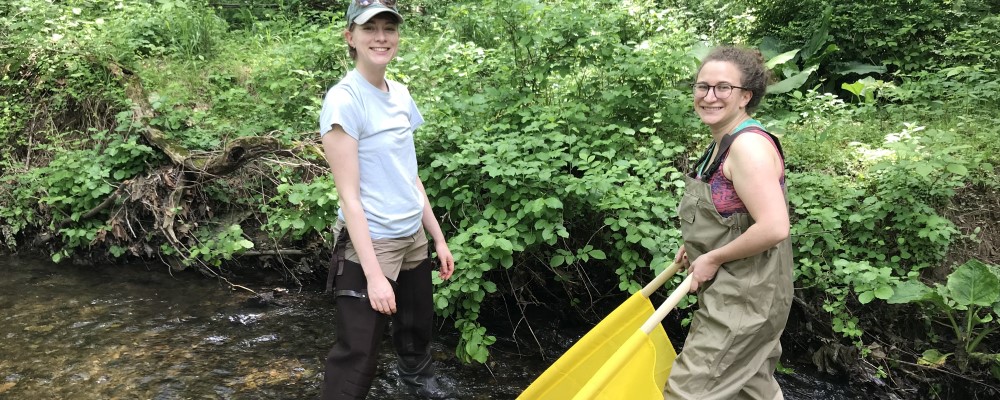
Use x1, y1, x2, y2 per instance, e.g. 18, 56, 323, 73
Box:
694, 60, 753, 134
345, 14, 399, 70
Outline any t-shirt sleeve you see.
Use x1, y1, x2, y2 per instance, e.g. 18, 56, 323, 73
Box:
409, 98, 424, 132
391, 82, 424, 132
318, 86, 363, 140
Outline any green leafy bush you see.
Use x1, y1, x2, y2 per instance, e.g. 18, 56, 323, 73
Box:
188, 224, 256, 267
788, 123, 973, 344
102, 0, 228, 59
264, 173, 339, 241
744, 0, 999, 72
367, 0, 704, 362
889, 259, 1000, 371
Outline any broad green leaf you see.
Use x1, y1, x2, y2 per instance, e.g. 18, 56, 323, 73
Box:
765, 49, 800, 69
946, 163, 968, 175
915, 163, 934, 177
917, 349, 949, 368
842, 81, 865, 97
887, 280, 934, 304
833, 62, 887, 76
947, 260, 1000, 308
801, 5, 832, 60
858, 291, 875, 304
758, 36, 784, 59
479, 235, 495, 247
550, 255, 565, 268
767, 65, 818, 94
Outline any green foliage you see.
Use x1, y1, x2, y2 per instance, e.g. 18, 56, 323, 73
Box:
885, 65, 1000, 119
787, 124, 972, 344
841, 77, 893, 107
188, 224, 256, 267
391, 0, 701, 362
744, 0, 1000, 72
0, 0, 128, 135
101, 0, 228, 60
263, 173, 338, 241
0, 158, 46, 250
757, 6, 887, 100
759, 5, 835, 95
455, 318, 496, 364
212, 0, 333, 28
0, 126, 157, 254
37, 129, 155, 215
0, 93, 27, 155
889, 259, 1000, 369
136, 16, 343, 151
657, 0, 757, 44
0, 1, 156, 247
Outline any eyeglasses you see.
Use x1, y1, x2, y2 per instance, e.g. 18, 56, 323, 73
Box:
692, 83, 748, 99
356, 0, 397, 7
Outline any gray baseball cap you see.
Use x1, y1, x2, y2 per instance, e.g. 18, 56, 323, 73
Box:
346, 0, 403, 26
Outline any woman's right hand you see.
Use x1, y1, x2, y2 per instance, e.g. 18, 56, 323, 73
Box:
674, 246, 689, 271
367, 274, 396, 315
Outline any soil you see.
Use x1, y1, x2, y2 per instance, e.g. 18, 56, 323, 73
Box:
939, 182, 1000, 276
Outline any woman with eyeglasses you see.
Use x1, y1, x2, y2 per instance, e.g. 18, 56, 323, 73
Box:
663, 46, 793, 399
317, 1, 455, 399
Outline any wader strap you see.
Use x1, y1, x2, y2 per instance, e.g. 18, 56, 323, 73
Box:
334, 289, 368, 299
692, 126, 784, 182
325, 228, 353, 294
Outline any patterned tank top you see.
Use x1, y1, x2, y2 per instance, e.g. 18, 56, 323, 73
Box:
694, 122, 786, 217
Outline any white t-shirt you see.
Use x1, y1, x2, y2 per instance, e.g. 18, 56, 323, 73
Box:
319, 69, 425, 239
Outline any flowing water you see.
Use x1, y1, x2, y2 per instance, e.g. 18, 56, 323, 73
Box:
0, 255, 858, 399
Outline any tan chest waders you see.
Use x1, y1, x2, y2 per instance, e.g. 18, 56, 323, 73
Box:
665, 128, 793, 400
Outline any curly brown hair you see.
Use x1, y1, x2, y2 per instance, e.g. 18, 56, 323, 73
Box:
696, 46, 773, 114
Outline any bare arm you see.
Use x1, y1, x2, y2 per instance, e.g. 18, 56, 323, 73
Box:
416, 177, 454, 280
322, 126, 397, 314
686, 133, 790, 292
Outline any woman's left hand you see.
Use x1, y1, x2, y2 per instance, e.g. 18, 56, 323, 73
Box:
688, 252, 721, 292
435, 241, 455, 280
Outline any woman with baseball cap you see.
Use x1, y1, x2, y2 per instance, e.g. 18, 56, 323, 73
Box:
318, 1, 455, 399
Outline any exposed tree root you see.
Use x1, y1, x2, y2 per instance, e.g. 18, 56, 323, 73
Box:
38, 63, 326, 293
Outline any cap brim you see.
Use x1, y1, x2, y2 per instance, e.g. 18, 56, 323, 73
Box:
353, 8, 403, 25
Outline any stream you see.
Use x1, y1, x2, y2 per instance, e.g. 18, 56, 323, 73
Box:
0, 254, 859, 399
